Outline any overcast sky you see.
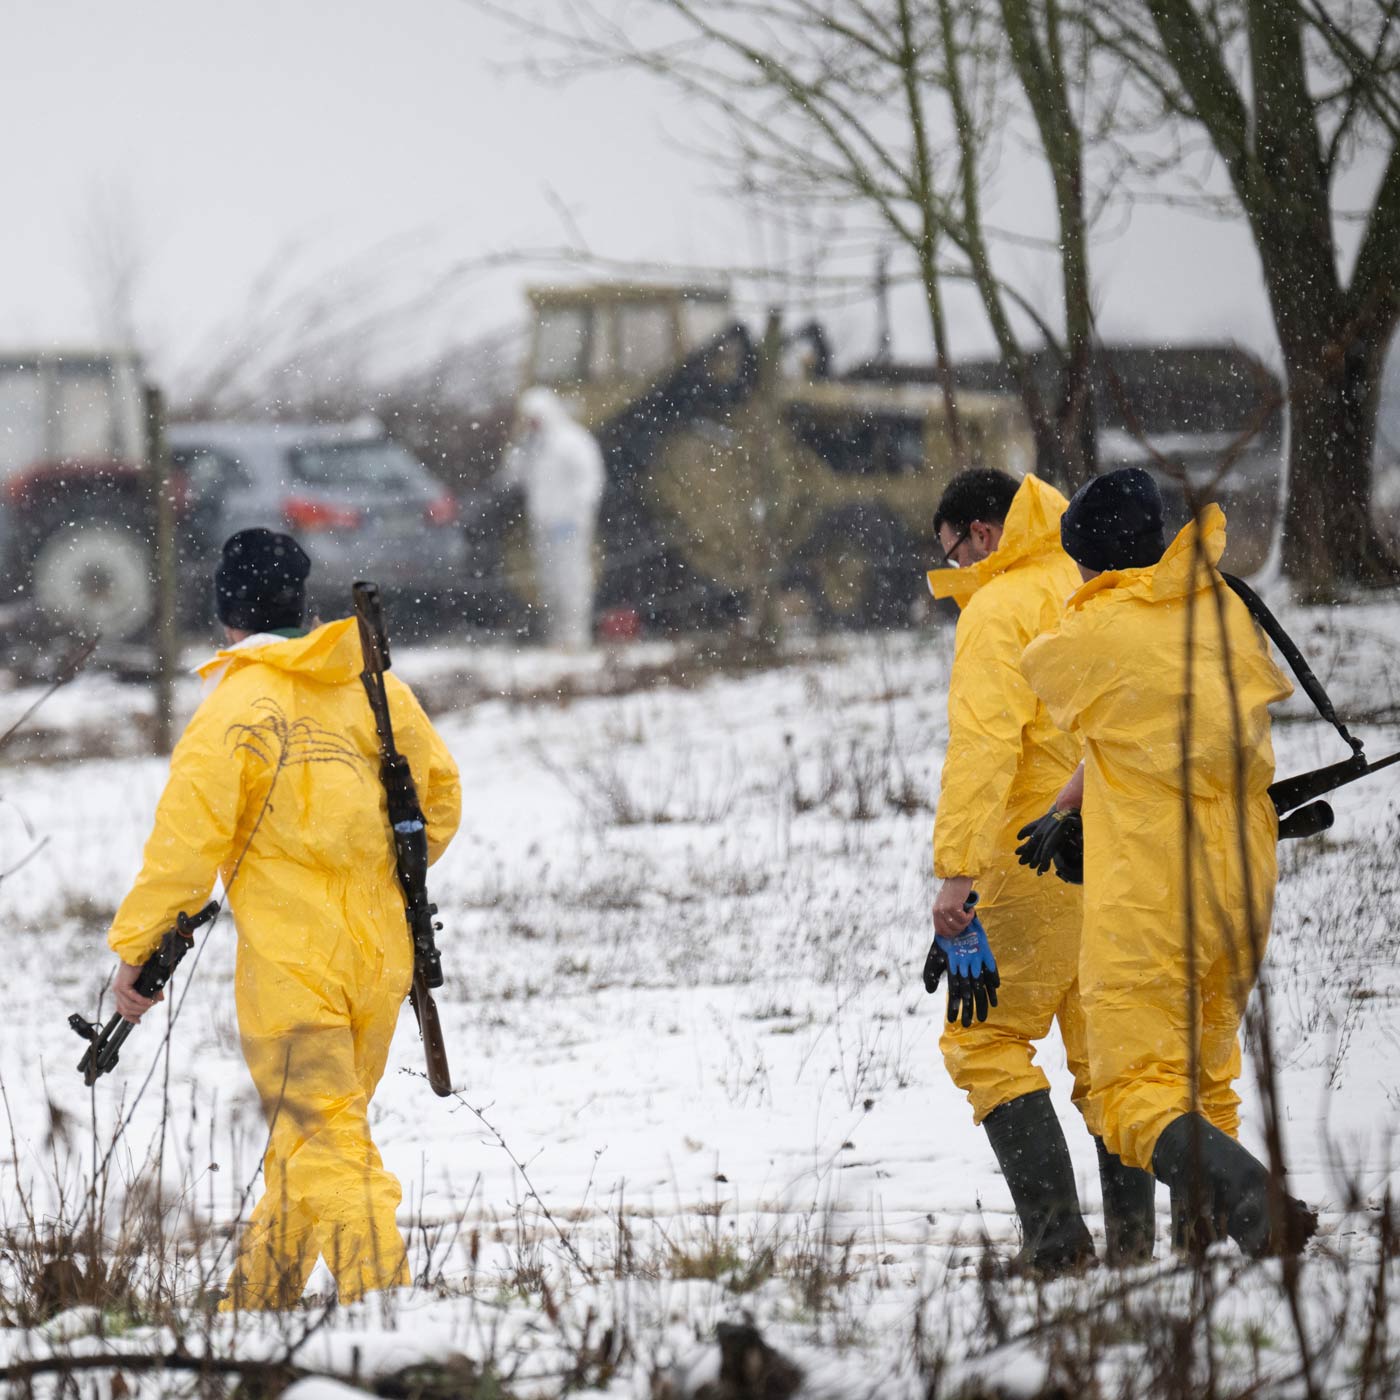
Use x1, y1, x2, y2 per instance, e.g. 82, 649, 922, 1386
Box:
0, 0, 1380, 396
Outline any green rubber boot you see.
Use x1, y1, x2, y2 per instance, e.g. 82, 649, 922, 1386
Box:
1095, 1137, 1157, 1265
983, 1090, 1097, 1277
1151, 1113, 1317, 1259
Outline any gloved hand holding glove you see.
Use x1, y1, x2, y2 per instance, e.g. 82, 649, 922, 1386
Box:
941, 916, 1000, 1026
922, 893, 1000, 1027
1014, 807, 1084, 885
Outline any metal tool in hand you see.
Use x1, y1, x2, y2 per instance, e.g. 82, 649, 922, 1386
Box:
69, 901, 220, 1085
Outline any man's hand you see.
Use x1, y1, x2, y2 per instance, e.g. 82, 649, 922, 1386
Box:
113, 961, 162, 1024
943, 918, 1000, 1027
933, 875, 977, 937
1055, 763, 1085, 812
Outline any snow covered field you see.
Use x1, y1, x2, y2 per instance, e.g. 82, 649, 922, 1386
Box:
0, 602, 1398, 1397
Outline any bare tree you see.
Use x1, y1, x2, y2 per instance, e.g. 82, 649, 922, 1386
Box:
168, 237, 525, 490
477, 0, 1113, 487
75, 181, 149, 352
999, 0, 1100, 487
1091, 0, 1400, 592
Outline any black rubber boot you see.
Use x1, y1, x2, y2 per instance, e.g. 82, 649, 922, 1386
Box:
1095, 1137, 1157, 1265
1170, 1183, 1226, 1258
1151, 1113, 1318, 1260
983, 1090, 1096, 1277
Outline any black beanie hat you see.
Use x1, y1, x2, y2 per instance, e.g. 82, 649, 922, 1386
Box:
1060, 467, 1167, 572
215, 528, 311, 631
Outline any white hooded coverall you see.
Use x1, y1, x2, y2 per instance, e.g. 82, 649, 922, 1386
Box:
502, 387, 607, 647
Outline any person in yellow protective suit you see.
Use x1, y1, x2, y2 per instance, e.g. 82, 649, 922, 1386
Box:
1021, 468, 1316, 1258
927, 469, 1155, 1274
107, 529, 462, 1306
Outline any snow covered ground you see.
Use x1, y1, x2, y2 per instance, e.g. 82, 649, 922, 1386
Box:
0, 603, 1397, 1397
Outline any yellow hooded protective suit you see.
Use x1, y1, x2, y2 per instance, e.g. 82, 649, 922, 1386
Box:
927, 474, 1088, 1123
108, 620, 461, 1307
1021, 507, 1291, 1171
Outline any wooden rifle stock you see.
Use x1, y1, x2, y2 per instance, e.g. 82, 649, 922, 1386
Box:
411, 969, 453, 1097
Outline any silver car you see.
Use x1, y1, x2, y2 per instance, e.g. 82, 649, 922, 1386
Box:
169, 420, 467, 625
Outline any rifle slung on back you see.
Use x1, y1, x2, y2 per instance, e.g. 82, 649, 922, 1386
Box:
353, 581, 452, 1097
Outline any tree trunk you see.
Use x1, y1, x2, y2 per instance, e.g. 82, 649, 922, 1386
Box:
1139, 0, 1399, 588
1279, 323, 1398, 596
1054, 125, 1097, 494
938, 0, 1066, 487
1029, 411, 1069, 487
1000, 0, 1097, 493
897, 0, 967, 467
1052, 167, 1097, 495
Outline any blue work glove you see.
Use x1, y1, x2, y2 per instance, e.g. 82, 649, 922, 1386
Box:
922, 894, 999, 1026
939, 915, 1000, 1027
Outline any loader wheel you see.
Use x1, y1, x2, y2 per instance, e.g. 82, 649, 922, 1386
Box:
31, 520, 154, 640
793, 506, 919, 630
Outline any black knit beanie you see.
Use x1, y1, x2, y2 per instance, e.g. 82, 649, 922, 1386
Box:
1060, 467, 1167, 572
214, 529, 311, 631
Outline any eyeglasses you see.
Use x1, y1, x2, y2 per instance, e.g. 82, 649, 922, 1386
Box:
938, 526, 971, 568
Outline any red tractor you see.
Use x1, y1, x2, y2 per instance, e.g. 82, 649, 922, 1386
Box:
0, 351, 166, 643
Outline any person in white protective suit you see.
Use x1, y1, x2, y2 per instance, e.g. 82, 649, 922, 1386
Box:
501, 387, 607, 647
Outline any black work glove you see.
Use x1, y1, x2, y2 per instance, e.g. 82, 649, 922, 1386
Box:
1050, 811, 1084, 884
1014, 807, 1084, 885
922, 937, 949, 995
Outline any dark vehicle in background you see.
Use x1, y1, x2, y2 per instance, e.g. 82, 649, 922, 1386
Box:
0, 351, 154, 640
0, 350, 466, 645
926, 344, 1287, 567
465, 283, 1033, 636
168, 420, 466, 625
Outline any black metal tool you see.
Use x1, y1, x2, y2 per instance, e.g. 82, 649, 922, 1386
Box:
69, 900, 220, 1085
1221, 573, 1400, 830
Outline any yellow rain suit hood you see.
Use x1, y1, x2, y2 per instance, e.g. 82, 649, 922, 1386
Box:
928, 473, 1084, 880
1022, 507, 1292, 1169
108, 619, 461, 1306
927, 474, 1090, 1123
928, 468, 1068, 608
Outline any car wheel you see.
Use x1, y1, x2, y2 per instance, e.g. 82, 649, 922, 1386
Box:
31, 521, 154, 640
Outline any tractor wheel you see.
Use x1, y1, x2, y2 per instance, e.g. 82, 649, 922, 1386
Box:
31, 519, 154, 641
792, 506, 920, 630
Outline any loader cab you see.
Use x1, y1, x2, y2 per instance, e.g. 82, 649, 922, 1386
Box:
505, 280, 1036, 635
526, 284, 736, 428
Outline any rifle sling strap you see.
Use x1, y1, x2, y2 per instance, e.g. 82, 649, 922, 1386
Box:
1222, 572, 1362, 757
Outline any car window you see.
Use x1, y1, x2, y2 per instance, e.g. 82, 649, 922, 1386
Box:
171, 446, 252, 495
290, 440, 419, 490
